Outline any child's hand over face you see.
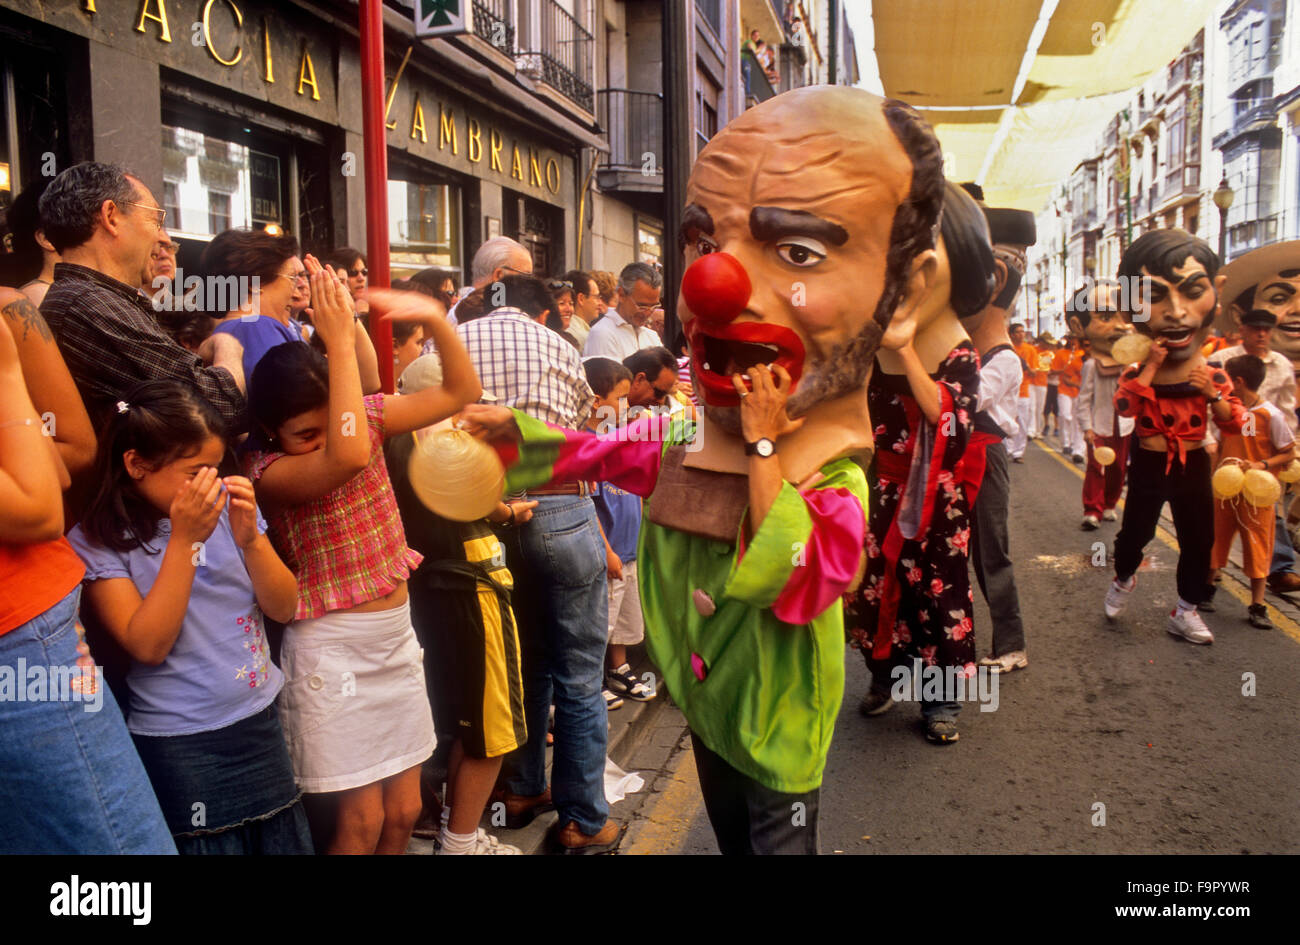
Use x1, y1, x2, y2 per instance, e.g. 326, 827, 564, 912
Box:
171, 466, 226, 547
222, 476, 261, 548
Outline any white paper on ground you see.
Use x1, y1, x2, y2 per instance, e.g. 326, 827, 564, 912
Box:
604, 756, 644, 804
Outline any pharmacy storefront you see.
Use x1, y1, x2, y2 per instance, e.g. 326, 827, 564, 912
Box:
0, 0, 577, 279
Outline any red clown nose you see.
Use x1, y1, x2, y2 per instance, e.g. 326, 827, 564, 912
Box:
681, 252, 751, 323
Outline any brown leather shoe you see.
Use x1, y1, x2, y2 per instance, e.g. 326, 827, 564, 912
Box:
1268, 571, 1300, 595
491, 787, 554, 830
551, 819, 625, 855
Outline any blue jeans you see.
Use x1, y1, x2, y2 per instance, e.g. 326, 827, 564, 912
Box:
0, 588, 176, 854
1270, 510, 1296, 577
501, 495, 609, 835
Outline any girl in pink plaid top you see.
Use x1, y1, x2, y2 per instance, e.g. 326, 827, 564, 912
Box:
243, 261, 481, 854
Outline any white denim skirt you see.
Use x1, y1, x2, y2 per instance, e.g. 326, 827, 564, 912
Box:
278, 600, 436, 793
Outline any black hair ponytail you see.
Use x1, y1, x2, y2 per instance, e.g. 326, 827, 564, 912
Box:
80, 380, 228, 553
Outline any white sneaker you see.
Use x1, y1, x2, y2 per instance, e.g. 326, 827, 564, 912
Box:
438, 828, 521, 855
1081, 515, 1099, 530
1167, 608, 1213, 645
1104, 576, 1135, 620
1102, 509, 1118, 522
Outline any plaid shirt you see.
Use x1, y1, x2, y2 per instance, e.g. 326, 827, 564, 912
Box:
41, 263, 245, 429
457, 308, 595, 429
245, 395, 423, 620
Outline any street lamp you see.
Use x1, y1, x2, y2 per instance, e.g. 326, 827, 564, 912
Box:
1213, 176, 1235, 261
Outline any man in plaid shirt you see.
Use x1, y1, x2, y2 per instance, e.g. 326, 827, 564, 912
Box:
457, 275, 623, 853
37, 163, 245, 430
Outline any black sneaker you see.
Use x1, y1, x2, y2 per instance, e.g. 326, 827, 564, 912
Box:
606, 663, 655, 701
1248, 603, 1273, 629
925, 717, 959, 744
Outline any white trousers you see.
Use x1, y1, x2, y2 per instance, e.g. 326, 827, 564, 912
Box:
1011, 397, 1030, 458
1028, 385, 1047, 438
1057, 393, 1083, 455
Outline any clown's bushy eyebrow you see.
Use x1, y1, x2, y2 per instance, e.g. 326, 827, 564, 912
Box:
678, 203, 715, 253
749, 207, 848, 246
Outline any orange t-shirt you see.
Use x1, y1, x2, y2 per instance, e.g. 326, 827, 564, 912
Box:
1016, 342, 1039, 397
1030, 346, 1052, 386
1057, 350, 1084, 397
0, 536, 85, 636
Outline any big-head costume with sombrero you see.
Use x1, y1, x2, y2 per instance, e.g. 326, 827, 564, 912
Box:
1214, 239, 1300, 379
482, 87, 945, 850
1216, 239, 1300, 430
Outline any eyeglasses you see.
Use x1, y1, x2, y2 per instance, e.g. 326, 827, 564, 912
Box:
350, 267, 368, 278
630, 300, 661, 313
153, 241, 180, 255
278, 270, 310, 285
501, 264, 531, 276
123, 201, 167, 229
547, 280, 573, 291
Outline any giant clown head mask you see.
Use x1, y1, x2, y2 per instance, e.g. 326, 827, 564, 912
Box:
676, 87, 945, 443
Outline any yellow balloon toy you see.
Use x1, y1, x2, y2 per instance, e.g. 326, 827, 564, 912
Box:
1111, 333, 1152, 365
407, 421, 506, 522
1212, 463, 1245, 500
1242, 468, 1282, 508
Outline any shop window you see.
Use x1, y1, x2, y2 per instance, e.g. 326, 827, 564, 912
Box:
162, 123, 285, 239
387, 178, 461, 278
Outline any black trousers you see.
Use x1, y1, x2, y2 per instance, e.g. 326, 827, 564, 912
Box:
690, 732, 820, 855
1113, 447, 1213, 604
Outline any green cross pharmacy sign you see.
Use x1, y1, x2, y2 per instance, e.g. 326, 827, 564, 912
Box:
414, 0, 469, 38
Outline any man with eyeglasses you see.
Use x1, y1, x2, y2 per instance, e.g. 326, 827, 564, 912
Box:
440, 236, 534, 328
622, 346, 680, 413
38, 162, 246, 433
581, 262, 663, 361
138, 234, 179, 306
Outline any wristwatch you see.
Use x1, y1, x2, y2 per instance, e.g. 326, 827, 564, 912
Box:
745, 437, 776, 458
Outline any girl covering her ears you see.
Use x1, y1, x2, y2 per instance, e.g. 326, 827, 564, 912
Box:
240, 259, 482, 855
67, 379, 311, 854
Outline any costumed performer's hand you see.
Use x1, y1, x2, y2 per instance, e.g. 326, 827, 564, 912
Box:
458, 404, 519, 441
732, 363, 804, 443
1187, 365, 1219, 400
1143, 337, 1169, 370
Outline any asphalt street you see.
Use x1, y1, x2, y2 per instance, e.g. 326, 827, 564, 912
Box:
622, 434, 1300, 854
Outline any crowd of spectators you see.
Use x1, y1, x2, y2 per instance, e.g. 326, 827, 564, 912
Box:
0, 161, 688, 856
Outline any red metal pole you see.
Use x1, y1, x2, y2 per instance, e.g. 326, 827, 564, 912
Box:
360, 0, 394, 393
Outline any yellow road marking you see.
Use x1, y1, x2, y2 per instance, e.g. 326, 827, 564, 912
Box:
1032, 438, 1300, 643
624, 748, 703, 854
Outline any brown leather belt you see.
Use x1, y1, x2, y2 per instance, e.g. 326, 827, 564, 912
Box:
527, 481, 596, 497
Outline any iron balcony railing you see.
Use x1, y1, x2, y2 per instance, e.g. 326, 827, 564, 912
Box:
516, 0, 594, 111
472, 0, 515, 57
742, 47, 776, 106
597, 89, 663, 174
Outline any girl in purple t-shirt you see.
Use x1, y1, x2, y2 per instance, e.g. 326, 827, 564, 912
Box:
68, 380, 311, 854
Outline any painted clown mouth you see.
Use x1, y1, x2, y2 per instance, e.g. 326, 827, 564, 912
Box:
686, 321, 805, 406
1157, 326, 1196, 349
1276, 321, 1300, 337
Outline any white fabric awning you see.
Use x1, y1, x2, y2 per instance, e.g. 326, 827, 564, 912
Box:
853, 0, 1217, 211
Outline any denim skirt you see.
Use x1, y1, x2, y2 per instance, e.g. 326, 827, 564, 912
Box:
131, 703, 313, 855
